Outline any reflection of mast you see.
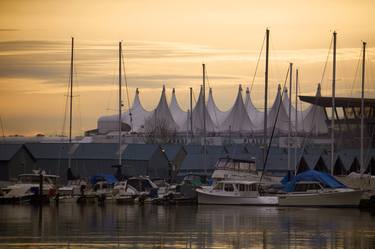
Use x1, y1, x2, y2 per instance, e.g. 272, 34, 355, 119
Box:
331, 31, 337, 176
360, 41, 366, 176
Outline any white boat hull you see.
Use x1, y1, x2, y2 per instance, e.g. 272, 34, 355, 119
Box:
196, 188, 278, 206
278, 189, 363, 207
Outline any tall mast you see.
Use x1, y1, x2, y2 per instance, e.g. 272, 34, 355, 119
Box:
264, 29, 270, 164
331, 31, 337, 175
288, 63, 293, 174
118, 41, 122, 166
295, 69, 299, 175
203, 64, 207, 175
68, 37, 74, 170
361, 41, 366, 176
69, 37, 74, 144
190, 87, 193, 139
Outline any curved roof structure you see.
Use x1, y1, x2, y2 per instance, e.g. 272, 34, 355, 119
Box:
144, 85, 179, 132
182, 86, 216, 133
219, 85, 256, 132
97, 84, 329, 136
207, 88, 228, 128
169, 88, 188, 130
244, 87, 264, 130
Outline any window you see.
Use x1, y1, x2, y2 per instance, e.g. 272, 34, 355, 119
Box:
224, 184, 234, 192
213, 182, 223, 190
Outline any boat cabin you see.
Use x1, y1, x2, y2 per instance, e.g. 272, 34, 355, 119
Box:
293, 181, 324, 192
212, 181, 260, 196
214, 158, 256, 173
17, 174, 58, 185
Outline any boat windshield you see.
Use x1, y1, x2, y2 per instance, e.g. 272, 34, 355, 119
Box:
18, 175, 57, 185
294, 182, 323, 192
215, 159, 256, 173
235, 183, 258, 192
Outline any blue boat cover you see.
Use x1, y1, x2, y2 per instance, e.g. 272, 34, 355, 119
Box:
90, 174, 118, 185
282, 170, 347, 192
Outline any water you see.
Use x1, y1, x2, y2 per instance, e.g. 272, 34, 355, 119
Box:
0, 203, 374, 249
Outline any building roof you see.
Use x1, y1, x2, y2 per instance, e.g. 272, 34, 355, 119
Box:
122, 144, 160, 161
25, 143, 70, 159
161, 144, 185, 161
74, 143, 118, 160
300, 95, 375, 108
0, 144, 23, 161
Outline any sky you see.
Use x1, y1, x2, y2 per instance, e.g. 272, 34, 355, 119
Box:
0, 0, 375, 136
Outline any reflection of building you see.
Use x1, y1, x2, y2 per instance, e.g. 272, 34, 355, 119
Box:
300, 95, 375, 147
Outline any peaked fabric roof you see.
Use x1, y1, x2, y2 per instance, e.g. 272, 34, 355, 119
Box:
183, 86, 216, 133
207, 88, 228, 128
97, 88, 152, 133
244, 87, 264, 129
97, 85, 329, 135
219, 85, 256, 132
169, 88, 188, 130
144, 85, 179, 132
267, 85, 290, 133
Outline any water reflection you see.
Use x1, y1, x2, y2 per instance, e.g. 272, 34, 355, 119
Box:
0, 204, 374, 249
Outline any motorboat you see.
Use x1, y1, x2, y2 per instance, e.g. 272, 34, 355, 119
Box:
0, 170, 58, 204
112, 181, 138, 204
278, 170, 364, 207
196, 180, 278, 205
211, 157, 280, 184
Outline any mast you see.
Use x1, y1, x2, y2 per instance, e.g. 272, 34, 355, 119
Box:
203, 64, 207, 175
331, 31, 337, 175
68, 37, 74, 171
288, 63, 293, 174
264, 29, 270, 164
118, 41, 122, 166
69, 37, 74, 144
190, 87, 193, 139
361, 41, 366, 176
295, 69, 299, 175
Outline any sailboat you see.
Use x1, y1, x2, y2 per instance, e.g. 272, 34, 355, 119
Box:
197, 29, 279, 206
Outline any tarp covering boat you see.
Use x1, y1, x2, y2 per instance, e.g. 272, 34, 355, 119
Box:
282, 170, 347, 192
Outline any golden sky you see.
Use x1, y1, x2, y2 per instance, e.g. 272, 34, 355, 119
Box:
0, 0, 374, 136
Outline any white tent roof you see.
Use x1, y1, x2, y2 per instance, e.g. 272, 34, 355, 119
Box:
267, 85, 290, 134
169, 88, 188, 130
183, 86, 216, 133
207, 88, 229, 128
97, 88, 152, 133
219, 85, 256, 132
144, 85, 179, 132
244, 87, 264, 130
299, 84, 328, 134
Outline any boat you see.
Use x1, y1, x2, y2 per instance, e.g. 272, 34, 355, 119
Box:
211, 157, 280, 184
112, 181, 138, 204
0, 170, 58, 204
196, 180, 278, 205
278, 170, 363, 207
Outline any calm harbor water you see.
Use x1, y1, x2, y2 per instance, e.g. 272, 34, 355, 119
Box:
0, 203, 374, 249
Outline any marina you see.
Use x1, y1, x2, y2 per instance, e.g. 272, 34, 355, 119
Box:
1, 0, 375, 248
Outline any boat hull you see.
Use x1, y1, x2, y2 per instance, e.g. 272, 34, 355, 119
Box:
196, 189, 278, 206
278, 189, 363, 207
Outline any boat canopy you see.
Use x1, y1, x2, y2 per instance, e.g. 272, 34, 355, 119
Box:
282, 170, 347, 192
90, 174, 118, 185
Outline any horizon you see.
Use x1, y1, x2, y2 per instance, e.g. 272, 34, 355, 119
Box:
1, 0, 375, 136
